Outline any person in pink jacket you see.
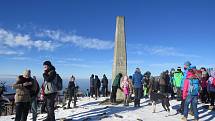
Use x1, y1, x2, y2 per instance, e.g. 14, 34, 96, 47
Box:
182, 68, 199, 121
121, 76, 130, 106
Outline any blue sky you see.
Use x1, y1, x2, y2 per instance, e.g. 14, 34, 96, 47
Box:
0, 0, 215, 79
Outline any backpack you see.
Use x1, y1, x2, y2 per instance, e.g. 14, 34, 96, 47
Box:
188, 79, 199, 96
209, 77, 215, 88
53, 74, 63, 91
30, 78, 40, 97
213, 78, 215, 87
44, 73, 63, 94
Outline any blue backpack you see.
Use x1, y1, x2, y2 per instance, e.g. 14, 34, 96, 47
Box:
188, 78, 199, 96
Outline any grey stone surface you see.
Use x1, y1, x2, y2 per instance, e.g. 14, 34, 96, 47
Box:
112, 16, 127, 100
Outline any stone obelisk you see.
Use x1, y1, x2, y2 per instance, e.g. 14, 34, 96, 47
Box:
112, 16, 127, 100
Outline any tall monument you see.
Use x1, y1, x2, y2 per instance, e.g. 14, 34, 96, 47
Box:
112, 16, 127, 100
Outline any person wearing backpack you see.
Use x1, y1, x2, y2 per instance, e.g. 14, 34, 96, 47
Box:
207, 70, 215, 110
31, 76, 40, 121
43, 60, 57, 121
177, 61, 191, 114
182, 68, 199, 121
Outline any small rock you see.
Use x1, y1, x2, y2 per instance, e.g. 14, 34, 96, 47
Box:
114, 114, 123, 118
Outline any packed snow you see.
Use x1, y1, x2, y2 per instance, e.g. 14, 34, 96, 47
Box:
0, 97, 214, 121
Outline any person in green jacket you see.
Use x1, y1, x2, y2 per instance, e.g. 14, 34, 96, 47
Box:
173, 67, 184, 99
110, 73, 122, 104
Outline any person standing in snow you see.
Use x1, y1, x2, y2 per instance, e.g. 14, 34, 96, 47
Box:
94, 75, 100, 100
31, 76, 40, 121
67, 75, 76, 109
142, 71, 151, 98
159, 70, 170, 95
111, 73, 122, 104
43, 61, 57, 121
132, 68, 143, 107
207, 70, 215, 110
182, 68, 200, 121
12, 69, 35, 121
178, 61, 191, 114
173, 67, 184, 100
200, 67, 209, 103
90, 74, 95, 98
121, 76, 131, 106
101, 74, 108, 97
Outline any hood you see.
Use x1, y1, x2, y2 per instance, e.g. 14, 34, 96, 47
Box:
50, 65, 55, 71
187, 71, 197, 79
123, 76, 128, 81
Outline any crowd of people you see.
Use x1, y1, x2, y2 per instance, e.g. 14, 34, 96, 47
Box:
89, 74, 109, 100
12, 61, 68, 121
10, 60, 215, 121
107, 61, 215, 121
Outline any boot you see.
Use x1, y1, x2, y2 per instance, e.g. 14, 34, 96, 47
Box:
181, 116, 187, 121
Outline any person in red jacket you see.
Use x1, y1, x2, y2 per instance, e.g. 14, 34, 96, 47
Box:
182, 68, 199, 121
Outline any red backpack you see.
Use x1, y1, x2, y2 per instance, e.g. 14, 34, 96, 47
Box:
213, 78, 215, 87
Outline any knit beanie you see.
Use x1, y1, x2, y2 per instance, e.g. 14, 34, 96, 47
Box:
43, 61, 52, 67
184, 61, 191, 67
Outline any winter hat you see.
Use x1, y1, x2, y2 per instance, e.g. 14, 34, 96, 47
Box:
184, 61, 191, 67
70, 75, 75, 81
43, 61, 52, 67
177, 67, 181, 71
189, 66, 196, 70
171, 68, 175, 72
187, 69, 197, 79
23, 69, 31, 78
135, 68, 141, 73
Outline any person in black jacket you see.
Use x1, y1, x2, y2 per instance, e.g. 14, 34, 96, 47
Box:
31, 76, 40, 121
43, 61, 57, 121
90, 74, 94, 98
94, 75, 100, 100
67, 75, 76, 109
101, 74, 108, 97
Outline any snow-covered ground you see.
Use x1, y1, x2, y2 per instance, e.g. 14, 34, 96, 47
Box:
0, 97, 214, 121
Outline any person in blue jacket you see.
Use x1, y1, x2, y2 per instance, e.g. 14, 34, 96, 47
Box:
132, 68, 143, 107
